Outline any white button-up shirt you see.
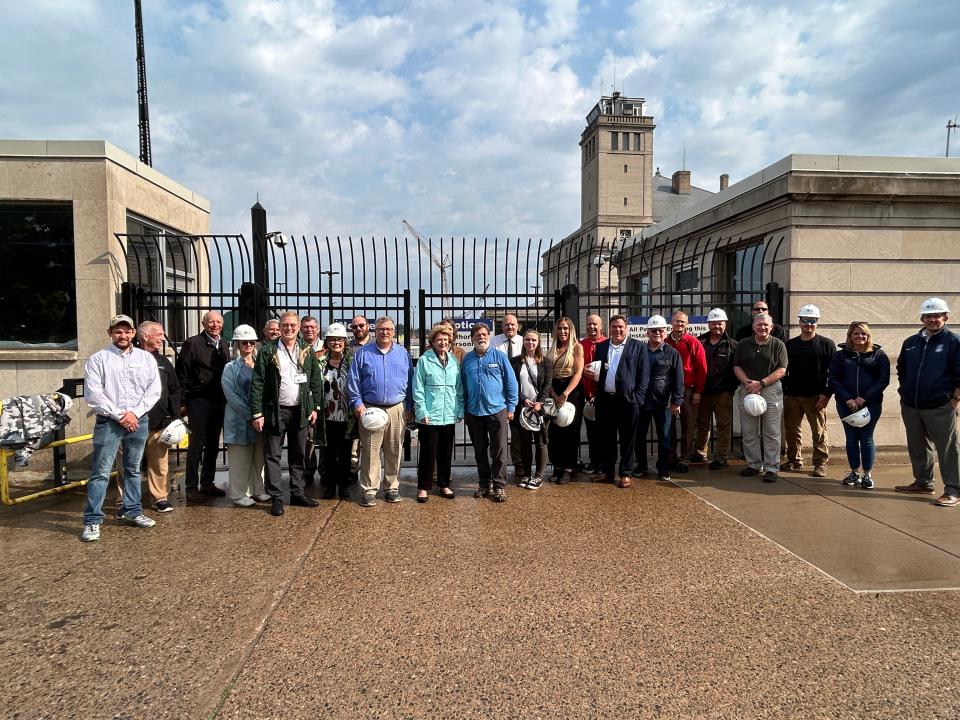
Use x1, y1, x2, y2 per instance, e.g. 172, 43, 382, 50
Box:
604, 341, 626, 394
84, 344, 161, 420
492, 333, 523, 359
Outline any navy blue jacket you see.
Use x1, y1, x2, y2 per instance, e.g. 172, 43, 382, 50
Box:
592, 338, 648, 405
897, 328, 960, 409
828, 344, 890, 409
642, 343, 685, 409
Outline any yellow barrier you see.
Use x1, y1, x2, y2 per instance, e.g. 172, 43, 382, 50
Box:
0, 434, 93, 506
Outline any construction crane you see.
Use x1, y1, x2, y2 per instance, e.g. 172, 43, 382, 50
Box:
403, 220, 451, 313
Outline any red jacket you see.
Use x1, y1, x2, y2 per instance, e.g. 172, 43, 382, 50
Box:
666, 332, 707, 393
579, 335, 606, 399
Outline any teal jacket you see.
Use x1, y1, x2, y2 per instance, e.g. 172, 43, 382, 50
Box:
412, 350, 464, 426
250, 339, 323, 436
315, 352, 358, 444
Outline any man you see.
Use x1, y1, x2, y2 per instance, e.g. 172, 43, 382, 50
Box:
694, 308, 738, 470
299, 315, 325, 488
263, 319, 281, 341
348, 315, 371, 352
580, 314, 607, 473
140, 321, 181, 513
347, 316, 413, 507
585, 315, 645, 488
251, 312, 323, 517
80, 315, 161, 542
735, 300, 787, 341
666, 311, 707, 472
461, 323, 518, 502
733, 312, 788, 482
491, 313, 524, 477
176, 311, 229, 502
782, 304, 835, 477
894, 298, 960, 506
636, 316, 684, 482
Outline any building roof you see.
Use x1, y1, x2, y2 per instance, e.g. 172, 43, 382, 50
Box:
651, 172, 714, 223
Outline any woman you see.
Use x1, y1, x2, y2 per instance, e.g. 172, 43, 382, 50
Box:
412, 323, 463, 502
221, 324, 268, 506
316, 322, 356, 500
511, 329, 552, 489
439, 318, 466, 363
828, 321, 890, 489
546, 316, 584, 483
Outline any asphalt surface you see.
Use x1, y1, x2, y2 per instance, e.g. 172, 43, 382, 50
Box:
2, 461, 959, 719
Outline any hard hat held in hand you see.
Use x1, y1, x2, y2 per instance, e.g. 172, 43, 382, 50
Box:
842, 407, 871, 428
743, 393, 768, 417
159, 418, 189, 446
519, 406, 543, 433
552, 402, 576, 427
587, 360, 602, 376
361, 406, 389, 432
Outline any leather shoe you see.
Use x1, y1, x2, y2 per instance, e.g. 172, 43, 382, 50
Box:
617, 475, 633, 488
185, 488, 207, 503
289, 495, 319, 508
200, 485, 226, 497
270, 498, 284, 516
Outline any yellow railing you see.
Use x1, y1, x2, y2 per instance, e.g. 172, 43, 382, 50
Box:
0, 434, 93, 506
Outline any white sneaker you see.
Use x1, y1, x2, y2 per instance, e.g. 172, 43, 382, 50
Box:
233, 496, 256, 507
121, 513, 156, 528
80, 524, 101, 542
252, 494, 271, 502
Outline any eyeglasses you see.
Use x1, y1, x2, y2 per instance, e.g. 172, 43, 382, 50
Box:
377, 327, 395, 332
280, 323, 298, 329
648, 328, 666, 333
923, 313, 947, 319
351, 323, 367, 329
799, 318, 817, 324
239, 340, 256, 346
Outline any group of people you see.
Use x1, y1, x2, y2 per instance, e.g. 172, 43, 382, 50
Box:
78, 297, 960, 542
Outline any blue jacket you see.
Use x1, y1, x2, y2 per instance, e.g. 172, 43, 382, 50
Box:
592, 338, 648, 405
347, 342, 413, 411
461, 349, 519, 416
897, 327, 960, 409
828, 344, 890, 410
221, 358, 258, 445
412, 350, 463, 425
643, 344, 685, 409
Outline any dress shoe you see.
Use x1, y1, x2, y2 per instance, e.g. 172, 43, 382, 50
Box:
200, 485, 226, 497
289, 495, 319, 508
617, 475, 633, 488
270, 498, 284, 516
185, 488, 207, 503
416, 494, 428, 503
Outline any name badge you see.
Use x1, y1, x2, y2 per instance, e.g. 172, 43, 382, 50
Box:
294, 372, 308, 384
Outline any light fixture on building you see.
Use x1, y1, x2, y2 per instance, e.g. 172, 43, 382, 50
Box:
264, 231, 286, 248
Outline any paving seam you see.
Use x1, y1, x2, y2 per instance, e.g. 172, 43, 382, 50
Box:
677, 479, 960, 595
208, 501, 344, 719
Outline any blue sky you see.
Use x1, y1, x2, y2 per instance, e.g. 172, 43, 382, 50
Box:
4, 0, 959, 241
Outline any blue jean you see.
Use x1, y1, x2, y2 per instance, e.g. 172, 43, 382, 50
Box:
637, 407, 672, 476
839, 403, 881, 472
83, 415, 148, 524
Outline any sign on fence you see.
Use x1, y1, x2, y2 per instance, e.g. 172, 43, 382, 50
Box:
627, 316, 709, 341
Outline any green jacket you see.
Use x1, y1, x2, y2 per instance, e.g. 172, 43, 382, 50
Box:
250, 339, 323, 436
315, 352, 358, 444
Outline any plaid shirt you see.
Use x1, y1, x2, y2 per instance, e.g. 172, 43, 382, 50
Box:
84, 344, 161, 421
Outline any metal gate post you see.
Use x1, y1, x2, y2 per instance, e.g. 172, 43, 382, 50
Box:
120, 282, 136, 320
403, 289, 411, 351
251, 202, 269, 330
766, 282, 784, 326
418, 289, 426, 354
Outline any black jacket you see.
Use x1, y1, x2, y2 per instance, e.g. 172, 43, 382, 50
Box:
510, 354, 553, 412
176, 333, 229, 403
828, 344, 889, 408
148, 351, 182, 431
642, 344, 684, 409
783, 334, 836, 397
697, 332, 738, 395
592, 338, 648, 406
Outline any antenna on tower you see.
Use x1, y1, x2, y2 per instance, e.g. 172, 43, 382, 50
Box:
948, 115, 959, 157
613, 57, 617, 94
134, 0, 152, 166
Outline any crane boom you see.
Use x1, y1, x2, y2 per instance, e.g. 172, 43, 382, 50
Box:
403, 220, 451, 304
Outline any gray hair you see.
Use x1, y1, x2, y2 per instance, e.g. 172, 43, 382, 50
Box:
137, 321, 163, 338
375, 316, 395, 328
752, 312, 773, 327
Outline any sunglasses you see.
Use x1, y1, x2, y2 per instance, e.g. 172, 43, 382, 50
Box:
351, 324, 367, 329
752, 307, 768, 312
799, 318, 818, 324
239, 340, 256, 346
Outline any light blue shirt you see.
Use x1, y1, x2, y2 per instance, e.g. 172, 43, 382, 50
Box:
347, 342, 413, 411
604, 340, 626, 394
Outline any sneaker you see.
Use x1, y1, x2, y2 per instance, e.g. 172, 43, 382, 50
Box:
842, 471, 860, 486
709, 459, 728, 471
153, 499, 173, 513
895, 481, 936, 495
232, 497, 256, 507
474, 486, 491, 499
527, 475, 543, 490
492, 486, 507, 503
763, 471, 779, 483
740, 467, 760, 477
519, 476, 530, 489
784, 461, 803, 472
935, 494, 960, 507
657, 473, 672, 482
121, 513, 156, 528
252, 494, 271, 503
114, 506, 125, 520
811, 465, 827, 478
859, 473, 875, 490
80, 523, 101, 542
384, 490, 402, 503
360, 494, 376, 507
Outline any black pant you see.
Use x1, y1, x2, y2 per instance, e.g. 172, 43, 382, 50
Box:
517, 423, 548, 477
584, 413, 602, 466
637, 407, 672, 476
465, 410, 509, 489
185, 398, 225, 490
595, 393, 638, 477
417, 423, 455, 491
322, 421, 352, 498
547, 379, 583, 471
264, 405, 308, 501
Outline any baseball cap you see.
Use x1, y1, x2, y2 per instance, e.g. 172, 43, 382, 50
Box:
108, 314, 135, 330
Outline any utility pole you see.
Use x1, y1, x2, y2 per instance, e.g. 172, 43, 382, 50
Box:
134, 0, 152, 166
947, 117, 959, 157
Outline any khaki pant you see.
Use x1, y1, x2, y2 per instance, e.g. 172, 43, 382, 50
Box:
738, 383, 783, 472
143, 429, 170, 502
783, 395, 829, 467
227, 440, 265, 501
693, 392, 733, 461
359, 402, 405, 497
671, 388, 697, 462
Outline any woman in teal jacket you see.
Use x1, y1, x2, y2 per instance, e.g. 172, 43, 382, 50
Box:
412, 324, 463, 502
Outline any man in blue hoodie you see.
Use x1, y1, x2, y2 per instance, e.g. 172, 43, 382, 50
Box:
894, 298, 960, 506
461, 323, 518, 502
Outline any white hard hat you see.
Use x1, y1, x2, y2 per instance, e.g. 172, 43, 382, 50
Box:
552, 401, 576, 427
325, 322, 349, 339
582, 399, 596, 422
646, 315, 669, 330
920, 297, 950, 316
232, 324, 258, 342
742, 393, 768, 417
361, 406, 389, 432
798, 304, 821, 319
519, 406, 544, 433
159, 418, 190, 445
587, 360, 602, 376
707, 308, 728, 322
842, 407, 871, 428
53, 393, 73, 414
